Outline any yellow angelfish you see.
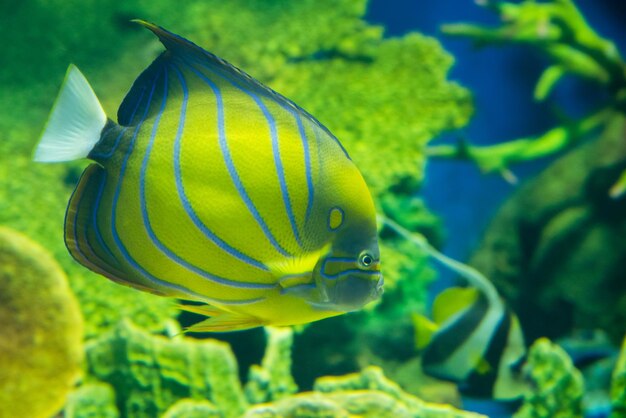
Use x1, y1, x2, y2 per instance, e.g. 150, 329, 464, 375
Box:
33, 21, 383, 332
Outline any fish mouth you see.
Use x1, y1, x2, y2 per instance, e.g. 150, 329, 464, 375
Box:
319, 271, 384, 312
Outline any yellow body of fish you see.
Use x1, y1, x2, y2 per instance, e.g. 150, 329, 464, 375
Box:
35, 21, 383, 332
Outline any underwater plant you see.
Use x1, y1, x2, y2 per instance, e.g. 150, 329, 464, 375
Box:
0, 227, 84, 418
430, 0, 626, 191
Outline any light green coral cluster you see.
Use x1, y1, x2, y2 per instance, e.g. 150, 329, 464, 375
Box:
85, 320, 248, 418
245, 327, 299, 404
0, 227, 84, 418
514, 338, 584, 418
65, 382, 120, 418
243, 366, 485, 418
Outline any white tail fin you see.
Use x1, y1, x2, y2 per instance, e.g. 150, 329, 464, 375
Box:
34, 65, 107, 162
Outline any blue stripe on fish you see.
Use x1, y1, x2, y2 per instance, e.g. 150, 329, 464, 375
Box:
184, 65, 292, 258
109, 67, 266, 304
91, 173, 119, 264
294, 112, 315, 223
135, 65, 274, 290
70, 171, 103, 269
255, 94, 304, 248
187, 61, 306, 250
161, 68, 272, 272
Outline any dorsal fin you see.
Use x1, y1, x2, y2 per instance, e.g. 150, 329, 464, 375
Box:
117, 48, 169, 126
124, 20, 341, 146
132, 20, 298, 108
432, 286, 480, 325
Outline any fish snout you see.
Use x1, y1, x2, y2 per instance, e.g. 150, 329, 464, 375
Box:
329, 271, 383, 311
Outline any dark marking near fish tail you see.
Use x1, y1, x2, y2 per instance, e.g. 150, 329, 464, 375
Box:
422, 294, 491, 381
185, 63, 292, 258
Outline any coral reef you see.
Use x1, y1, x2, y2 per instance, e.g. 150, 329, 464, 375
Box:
468, 117, 626, 342
65, 382, 120, 418
162, 400, 223, 418
244, 366, 485, 418
611, 336, 626, 417
85, 320, 247, 418
245, 327, 298, 404
514, 338, 584, 418
0, 227, 84, 418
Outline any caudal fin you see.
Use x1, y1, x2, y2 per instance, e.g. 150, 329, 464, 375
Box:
34, 65, 106, 162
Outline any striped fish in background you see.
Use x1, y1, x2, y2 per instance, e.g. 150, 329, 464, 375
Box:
34, 20, 383, 332
412, 281, 528, 400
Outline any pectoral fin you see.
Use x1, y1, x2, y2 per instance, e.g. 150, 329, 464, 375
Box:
185, 312, 264, 333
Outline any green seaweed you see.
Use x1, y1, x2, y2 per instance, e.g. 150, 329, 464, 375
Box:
85, 320, 247, 418
0, 227, 84, 418
430, 0, 626, 186
514, 338, 584, 418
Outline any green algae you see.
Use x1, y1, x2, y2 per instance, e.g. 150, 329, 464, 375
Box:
0, 227, 84, 418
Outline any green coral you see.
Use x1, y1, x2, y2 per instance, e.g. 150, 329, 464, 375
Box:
243, 366, 484, 418
611, 335, 626, 418
245, 327, 298, 404
0, 227, 84, 418
514, 338, 584, 418
65, 382, 120, 418
162, 399, 223, 418
85, 320, 247, 418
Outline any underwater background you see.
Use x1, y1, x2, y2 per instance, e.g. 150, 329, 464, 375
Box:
1, 0, 626, 417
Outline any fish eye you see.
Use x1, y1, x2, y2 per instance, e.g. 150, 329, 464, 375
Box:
358, 252, 374, 268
